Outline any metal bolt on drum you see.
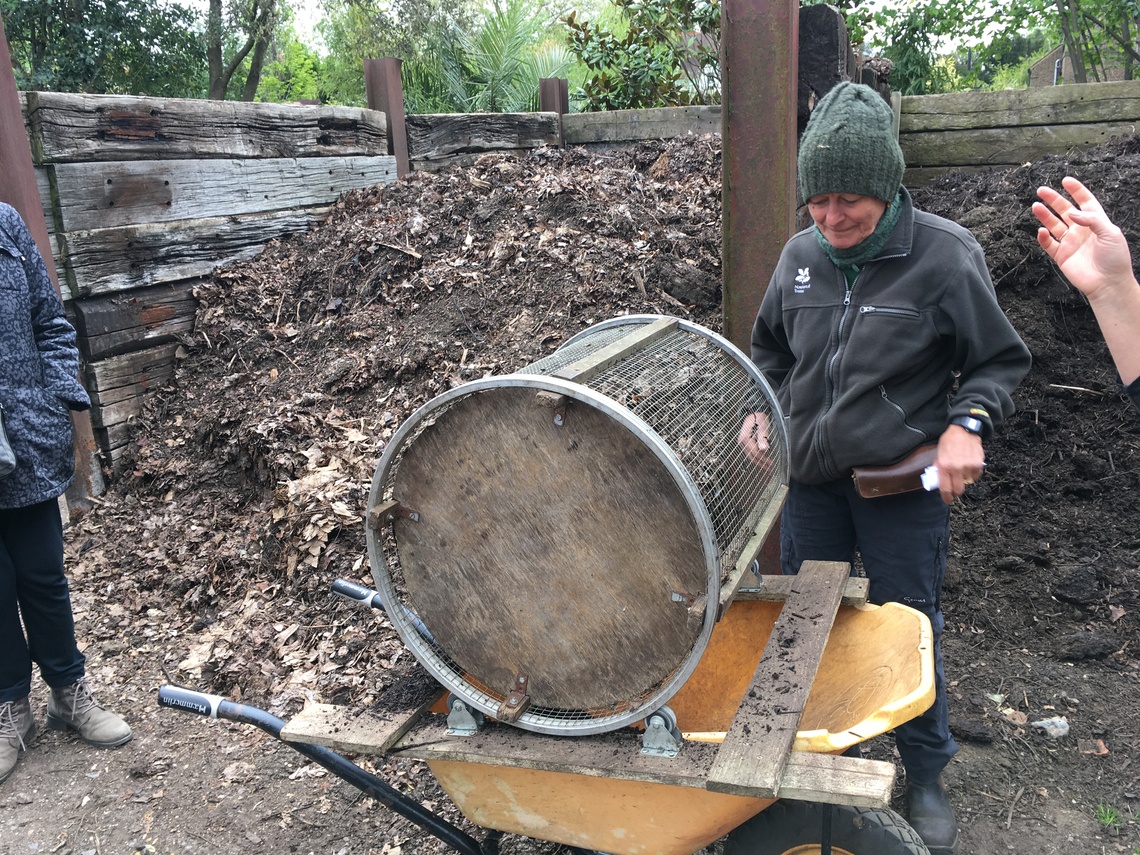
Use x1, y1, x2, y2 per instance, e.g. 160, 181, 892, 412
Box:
366, 315, 788, 735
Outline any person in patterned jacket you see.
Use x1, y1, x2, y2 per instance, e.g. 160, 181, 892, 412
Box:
0, 202, 131, 785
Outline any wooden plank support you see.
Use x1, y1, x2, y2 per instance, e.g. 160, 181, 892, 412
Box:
59, 208, 330, 297
404, 112, 561, 163
47, 156, 398, 232
898, 80, 1140, 133
901, 121, 1140, 174
720, 0, 799, 350
706, 559, 850, 798
552, 316, 677, 383
538, 77, 569, 147
391, 716, 895, 808
86, 342, 181, 424
363, 58, 410, 178
735, 573, 869, 607
774, 751, 895, 806
562, 106, 721, 144
281, 677, 443, 755
72, 281, 198, 360
717, 481, 787, 615
25, 91, 389, 163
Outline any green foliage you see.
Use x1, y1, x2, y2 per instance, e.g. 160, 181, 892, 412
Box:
318, 0, 570, 113
983, 56, 1036, 90
868, 3, 960, 94
859, 0, 1140, 92
207, 0, 281, 101
966, 29, 1052, 84
563, 0, 720, 112
1, 0, 206, 96
979, 40, 1054, 90
454, 0, 572, 112
316, 0, 475, 107
1095, 803, 1122, 831
257, 35, 321, 102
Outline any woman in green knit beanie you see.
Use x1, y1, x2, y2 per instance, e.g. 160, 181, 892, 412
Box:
740, 81, 1032, 855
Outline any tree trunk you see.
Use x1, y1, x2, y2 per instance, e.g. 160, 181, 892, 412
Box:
206, 0, 276, 101
242, 37, 270, 101
1055, 0, 1088, 83
207, 0, 226, 99
1125, 19, 1134, 80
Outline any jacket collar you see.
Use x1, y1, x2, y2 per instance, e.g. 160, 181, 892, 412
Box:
875, 185, 915, 260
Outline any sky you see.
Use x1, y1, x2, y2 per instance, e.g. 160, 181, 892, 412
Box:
289, 0, 324, 49
181, 0, 326, 51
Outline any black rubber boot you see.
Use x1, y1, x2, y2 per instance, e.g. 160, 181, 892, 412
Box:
906, 778, 959, 855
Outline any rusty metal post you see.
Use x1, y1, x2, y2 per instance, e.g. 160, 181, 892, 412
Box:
721, 0, 798, 576
538, 77, 569, 146
0, 14, 103, 508
721, 0, 799, 351
364, 57, 411, 178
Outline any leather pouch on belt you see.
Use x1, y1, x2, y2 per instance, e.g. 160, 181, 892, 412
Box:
851, 444, 938, 499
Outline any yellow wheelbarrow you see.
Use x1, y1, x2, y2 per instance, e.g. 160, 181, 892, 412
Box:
158, 559, 935, 855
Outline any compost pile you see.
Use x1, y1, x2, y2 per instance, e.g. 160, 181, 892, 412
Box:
31, 133, 1140, 853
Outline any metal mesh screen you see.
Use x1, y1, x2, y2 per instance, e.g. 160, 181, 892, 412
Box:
526, 317, 787, 583
366, 316, 787, 735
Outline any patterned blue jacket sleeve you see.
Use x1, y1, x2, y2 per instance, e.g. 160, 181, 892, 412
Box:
0, 203, 88, 508
3, 204, 90, 410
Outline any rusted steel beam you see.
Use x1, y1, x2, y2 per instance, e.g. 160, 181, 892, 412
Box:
538, 77, 569, 146
721, 0, 798, 575
0, 14, 104, 508
364, 57, 411, 178
721, 0, 799, 351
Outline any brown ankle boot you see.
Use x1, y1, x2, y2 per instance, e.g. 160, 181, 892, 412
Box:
0, 697, 36, 783
47, 678, 132, 748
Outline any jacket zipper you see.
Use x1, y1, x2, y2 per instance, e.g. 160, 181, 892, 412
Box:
859, 305, 921, 319
816, 270, 859, 479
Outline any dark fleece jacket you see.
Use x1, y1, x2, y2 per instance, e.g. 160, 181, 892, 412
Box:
750, 188, 1031, 485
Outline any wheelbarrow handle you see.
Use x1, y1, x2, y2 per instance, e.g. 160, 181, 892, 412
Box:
331, 577, 384, 609
157, 685, 229, 718
156, 684, 491, 855
331, 577, 436, 643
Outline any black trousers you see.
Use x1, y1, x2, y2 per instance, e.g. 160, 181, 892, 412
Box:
780, 477, 958, 785
0, 498, 85, 702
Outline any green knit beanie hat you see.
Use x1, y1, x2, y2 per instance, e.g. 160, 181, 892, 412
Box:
797, 82, 905, 203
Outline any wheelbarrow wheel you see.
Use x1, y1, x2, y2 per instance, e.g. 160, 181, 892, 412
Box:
724, 800, 931, 855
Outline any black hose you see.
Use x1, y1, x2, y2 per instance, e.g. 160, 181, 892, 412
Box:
157, 685, 487, 855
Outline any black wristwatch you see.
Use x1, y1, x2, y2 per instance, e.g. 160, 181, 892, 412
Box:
950, 415, 985, 436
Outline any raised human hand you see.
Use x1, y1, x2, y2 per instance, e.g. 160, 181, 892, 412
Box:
1033, 176, 1134, 302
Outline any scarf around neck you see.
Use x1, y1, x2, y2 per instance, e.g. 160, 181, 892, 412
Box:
814, 191, 904, 274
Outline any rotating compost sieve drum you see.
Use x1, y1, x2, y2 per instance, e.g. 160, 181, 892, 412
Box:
365, 315, 788, 735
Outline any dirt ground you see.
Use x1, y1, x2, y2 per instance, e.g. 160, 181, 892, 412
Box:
1, 132, 1139, 855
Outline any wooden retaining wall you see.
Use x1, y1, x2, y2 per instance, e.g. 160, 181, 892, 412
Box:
899, 80, 1140, 185
24, 80, 1140, 472
550, 80, 1140, 187
25, 92, 397, 466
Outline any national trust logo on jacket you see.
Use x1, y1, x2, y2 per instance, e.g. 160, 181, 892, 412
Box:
794, 267, 812, 293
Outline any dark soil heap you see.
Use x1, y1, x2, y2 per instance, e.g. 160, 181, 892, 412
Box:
66, 133, 1140, 854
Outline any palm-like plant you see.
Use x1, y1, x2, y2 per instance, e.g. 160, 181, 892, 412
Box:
456, 0, 573, 113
